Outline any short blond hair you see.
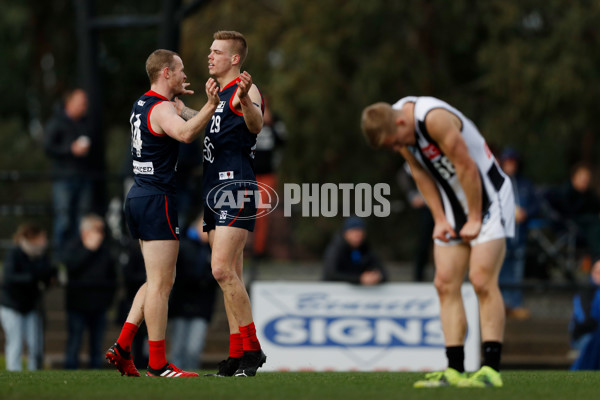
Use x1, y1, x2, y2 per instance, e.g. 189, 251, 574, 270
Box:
213, 30, 248, 66
360, 102, 396, 148
146, 49, 180, 84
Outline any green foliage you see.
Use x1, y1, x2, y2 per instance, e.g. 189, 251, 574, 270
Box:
476, 1, 600, 181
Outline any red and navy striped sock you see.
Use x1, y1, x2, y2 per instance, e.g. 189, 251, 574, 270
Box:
239, 322, 261, 352
148, 340, 167, 370
116, 322, 138, 353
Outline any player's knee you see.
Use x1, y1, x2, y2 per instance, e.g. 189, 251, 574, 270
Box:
433, 274, 458, 298
212, 266, 235, 284
468, 271, 494, 296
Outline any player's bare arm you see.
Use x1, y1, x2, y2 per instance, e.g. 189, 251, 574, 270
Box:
152, 78, 220, 143
400, 147, 456, 242
174, 97, 199, 121
426, 109, 482, 241
235, 71, 263, 134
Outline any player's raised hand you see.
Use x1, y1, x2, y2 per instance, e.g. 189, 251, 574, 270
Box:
181, 81, 194, 96
237, 71, 253, 98
205, 78, 220, 105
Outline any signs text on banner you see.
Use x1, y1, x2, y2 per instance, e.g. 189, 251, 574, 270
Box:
251, 282, 480, 372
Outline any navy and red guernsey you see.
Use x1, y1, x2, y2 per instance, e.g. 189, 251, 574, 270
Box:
202, 78, 264, 201
128, 90, 179, 197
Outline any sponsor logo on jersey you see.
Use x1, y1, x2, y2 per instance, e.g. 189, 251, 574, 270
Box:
219, 171, 234, 180
132, 160, 154, 175
421, 144, 441, 160
137, 100, 145, 107
215, 101, 226, 113
220, 210, 228, 220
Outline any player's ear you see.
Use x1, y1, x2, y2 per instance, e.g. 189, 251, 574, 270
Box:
231, 53, 240, 66
162, 66, 170, 79
395, 115, 405, 128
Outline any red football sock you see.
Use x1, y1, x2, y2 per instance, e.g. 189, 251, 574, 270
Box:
116, 322, 138, 353
239, 322, 261, 352
229, 333, 244, 358
148, 340, 167, 370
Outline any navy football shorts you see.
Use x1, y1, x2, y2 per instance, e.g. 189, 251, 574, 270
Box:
125, 194, 179, 240
203, 188, 257, 233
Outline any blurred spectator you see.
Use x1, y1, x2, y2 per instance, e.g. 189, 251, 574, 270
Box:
569, 258, 600, 370
169, 215, 218, 369
397, 162, 434, 281
252, 99, 286, 260
63, 214, 117, 369
498, 148, 539, 319
323, 216, 388, 285
546, 162, 600, 260
116, 239, 149, 369
0, 223, 56, 371
43, 88, 93, 261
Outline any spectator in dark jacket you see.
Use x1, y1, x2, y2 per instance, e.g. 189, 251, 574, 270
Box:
168, 215, 218, 369
323, 216, 387, 285
546, 162, 600, 259
63, 214, 117, 369
0, 223, 55, 371
43, 88, 93, 260
570, 258, 600, 370
498, 148, 539, 319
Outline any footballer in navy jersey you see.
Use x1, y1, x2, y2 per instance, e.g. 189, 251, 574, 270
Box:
202, 77, 263, 195
201, 78, 264, 232
175, 31, 266, 377
129, 91, 179, 197
107, 49, 220, 379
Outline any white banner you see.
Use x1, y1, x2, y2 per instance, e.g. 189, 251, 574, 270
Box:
251, 282, 480, 372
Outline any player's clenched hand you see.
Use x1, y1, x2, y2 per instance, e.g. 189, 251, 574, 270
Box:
459, 220, 481, 242
205, 78, 220, 105
237, 71, 253, 99
432, 219, 457, 243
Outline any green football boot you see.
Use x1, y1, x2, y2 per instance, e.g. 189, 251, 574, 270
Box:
413, 368, 466, 388
457, 366, 503, 388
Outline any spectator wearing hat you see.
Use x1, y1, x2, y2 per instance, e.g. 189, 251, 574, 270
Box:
322, 217, 388, 285
498, 148, 539, 319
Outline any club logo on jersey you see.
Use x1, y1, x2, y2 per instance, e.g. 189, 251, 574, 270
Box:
215, 101, 226, 113
219, 171, 234, 180
132, 160, 154, 175
203, 136, 214, 163
220, 210, 228, 220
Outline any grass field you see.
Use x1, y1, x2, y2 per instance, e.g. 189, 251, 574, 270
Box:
1, 370, 599, 400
